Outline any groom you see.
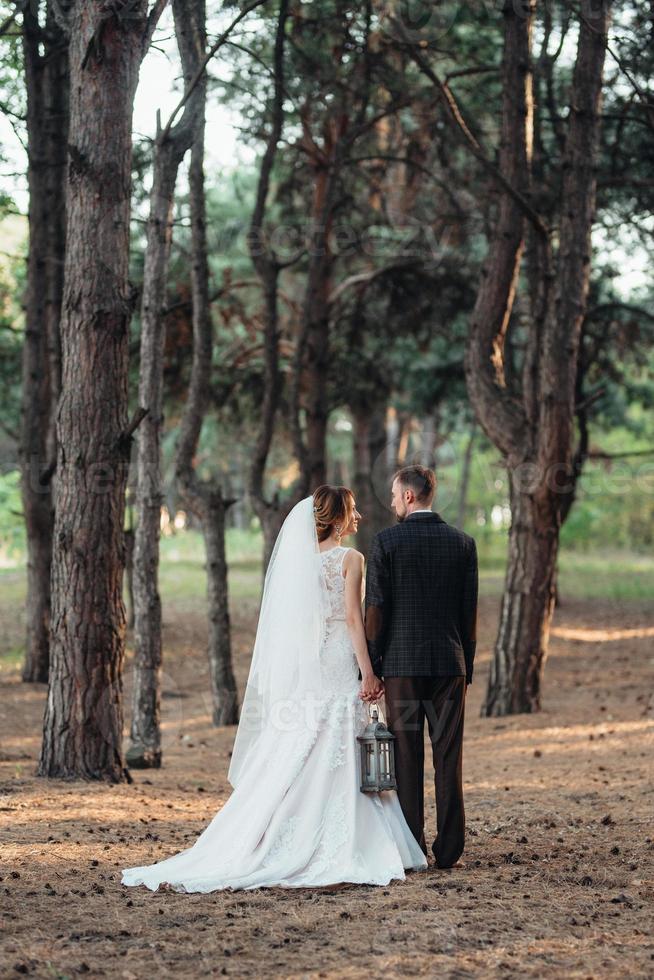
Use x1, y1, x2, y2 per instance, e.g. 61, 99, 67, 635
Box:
364, 464, 478, 869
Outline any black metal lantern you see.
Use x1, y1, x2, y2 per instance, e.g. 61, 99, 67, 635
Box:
357, 704, 397, 792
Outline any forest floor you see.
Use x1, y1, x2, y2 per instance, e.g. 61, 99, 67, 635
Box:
1, 567, 653, 978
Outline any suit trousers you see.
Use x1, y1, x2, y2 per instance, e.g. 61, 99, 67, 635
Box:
384, 675, 466, 868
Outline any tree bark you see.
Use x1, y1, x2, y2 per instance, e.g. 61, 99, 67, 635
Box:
42, 3, 67, 455
484, 472, 559, 715
128, 150, 176, 768
20, 0, 69, 684
395, 411, 412, 466
124, 524, 135, 629
455, 425, 476, 530
248, 246, 290, 573
287, 13, 379, 496
470, 3, 611, 716
247, 0, 297, 573
289, 127, 344, 493
38, 0, 161, 781
174, 4, 238, 726
491, 2, 610, 713
463, 2, 532, 464
128, 0, 205, 769
203, 490, 237, 725
352, 398, 389, 555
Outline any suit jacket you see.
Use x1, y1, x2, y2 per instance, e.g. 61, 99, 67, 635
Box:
364, 511, 478, 682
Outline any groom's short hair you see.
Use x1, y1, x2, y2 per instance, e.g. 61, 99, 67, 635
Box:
393, 464, 436, 503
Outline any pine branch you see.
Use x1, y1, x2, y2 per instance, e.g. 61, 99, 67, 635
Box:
159, 0, 267, 143
393, 16, 549, 240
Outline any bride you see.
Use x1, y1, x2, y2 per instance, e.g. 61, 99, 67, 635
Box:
121, 485, 427, 892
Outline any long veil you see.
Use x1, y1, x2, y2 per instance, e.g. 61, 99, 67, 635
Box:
227, 495, 325, 788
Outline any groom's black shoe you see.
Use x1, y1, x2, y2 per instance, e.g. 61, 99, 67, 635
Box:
434, 856, 466, 870
432, 835, 465, 869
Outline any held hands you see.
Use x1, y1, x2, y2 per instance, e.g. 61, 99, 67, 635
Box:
359, 671, 384, 703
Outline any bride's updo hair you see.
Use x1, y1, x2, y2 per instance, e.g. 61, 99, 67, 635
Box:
313, 485, 355, 543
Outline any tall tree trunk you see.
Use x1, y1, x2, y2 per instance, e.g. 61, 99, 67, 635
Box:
352, 398, 389, 555
290, 135, 343, 492
462, 2, 610, 716
385, 406, 399, 471
455, 424, 476, 530
128, 147, 175, 769
463, 1, 535, 715
421, 415, 438, 463
43, 2, 67, 452
484, 5, 610, 716
492, 2, 610, 712
38, 0, 161, 780
249, 242, 289, 574
352, 404, 373, 554
247, 0, 297, 574
300, 246, 331, 490
463, 4, 531, 464
203, 490, 234, 723
128, 0, 205, 769
485, 473, 560, 713
124, 524, 135, 629
20, 1, 68, 684
395, 411, 412, 466
258, 502, 290, 581
174, 9, 238, 726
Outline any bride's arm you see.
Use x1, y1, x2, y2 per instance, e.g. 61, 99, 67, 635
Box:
343, 550, 384, 701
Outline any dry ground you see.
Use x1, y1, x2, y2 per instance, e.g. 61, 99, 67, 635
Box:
1, 592, 653, 979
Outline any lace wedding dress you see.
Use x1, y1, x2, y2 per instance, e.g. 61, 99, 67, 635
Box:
121, 540, 427, 893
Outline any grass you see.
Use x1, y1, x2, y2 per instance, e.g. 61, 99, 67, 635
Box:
0, 646, 24, 668
2, 528, 652, 666
476, 533, 653, 601
558, 550, 654, 601
0, 568, 28, 605
477, 547, 654, 601
158, 527, 262, 604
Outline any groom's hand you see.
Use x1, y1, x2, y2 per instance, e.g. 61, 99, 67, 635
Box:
372, 676, 385, 701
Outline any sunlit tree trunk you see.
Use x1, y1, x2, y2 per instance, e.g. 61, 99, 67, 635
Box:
174, 1, 238, 725
463, 2, 611, 715
38, 0, 161, 780
128, 0, 205, 769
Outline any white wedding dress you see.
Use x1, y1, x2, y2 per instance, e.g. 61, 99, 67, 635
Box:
121, 540, 427, 892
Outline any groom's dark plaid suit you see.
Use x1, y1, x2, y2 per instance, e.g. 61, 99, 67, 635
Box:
364, 511, 478, 867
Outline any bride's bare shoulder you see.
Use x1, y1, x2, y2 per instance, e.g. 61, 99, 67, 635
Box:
343, 547, 365, 572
